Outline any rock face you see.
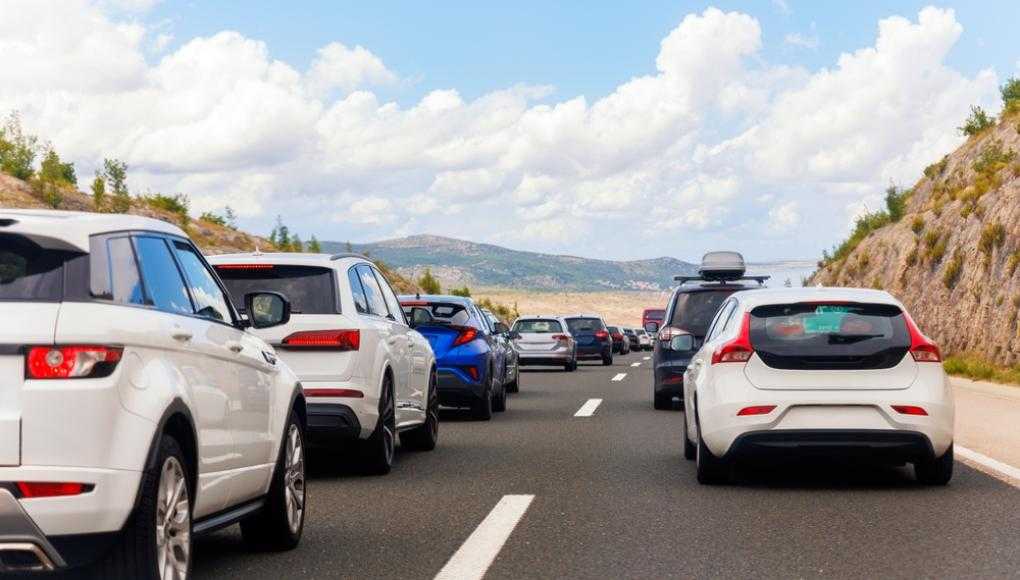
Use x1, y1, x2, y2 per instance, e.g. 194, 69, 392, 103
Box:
810, 112, 1020, 365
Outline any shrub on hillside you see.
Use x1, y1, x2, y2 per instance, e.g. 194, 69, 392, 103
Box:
884, 185, 908, 222
978, 222, 1006, 256
1002, 77, 1020, 112
923, 156, 949, 179
91, 175, 106, 211
144, 193, 190, 217
100, 159, 131, 213
417, 268, 441, 294
0, 112, 38, 180
942, 250, 964, 289
450, 286, 471, 297
199, 211, 227, 226
910, 216, 925, 235
959, 106, 995, 137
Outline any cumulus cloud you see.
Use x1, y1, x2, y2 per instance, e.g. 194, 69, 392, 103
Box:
0, 3, 1002, 260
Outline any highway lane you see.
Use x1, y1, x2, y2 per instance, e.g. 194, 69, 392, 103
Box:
192, 351, 1020, 579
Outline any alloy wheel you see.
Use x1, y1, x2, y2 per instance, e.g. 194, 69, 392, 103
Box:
283, 424, 306, 534
156, 456, 191, 580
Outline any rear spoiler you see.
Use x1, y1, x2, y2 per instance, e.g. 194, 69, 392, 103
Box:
673, 275, 770, 285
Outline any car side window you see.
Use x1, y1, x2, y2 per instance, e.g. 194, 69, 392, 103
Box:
172, 240, 233, 323
705, 300, 734, 343
719, 300, 741, 336
355, 264, 389, 317
133, 236, 193, 315
106, 236, 145, 305
347, 267, 369, 314
372, 267, 408, 325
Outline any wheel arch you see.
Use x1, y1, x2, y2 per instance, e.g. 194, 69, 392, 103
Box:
138, 399, 199, 508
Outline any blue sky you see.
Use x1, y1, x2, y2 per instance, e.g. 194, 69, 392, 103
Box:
3, 1, 1017, 261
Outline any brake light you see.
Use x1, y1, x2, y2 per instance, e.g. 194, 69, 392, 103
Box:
282, 330, 360, 350
214, 263, 274, 270
892, 405, 928, 416
711, 313, 753, 364
463, 366, 480, 381
657, 326, 683, 341
304, 388, 364, 398
399, 301, 428, 307
903, 313, 941, 362
737, 405, 776, 416
662, 375, 684, 385
594, 330, 609, 340
26, 346, 123, 379
552, 334, 570, 344
452, 326, 478, 347
16, 482, 89, 498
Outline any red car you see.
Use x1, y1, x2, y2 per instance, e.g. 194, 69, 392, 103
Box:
641, 308, 666, 332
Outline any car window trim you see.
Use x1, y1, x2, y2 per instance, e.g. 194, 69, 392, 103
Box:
370, 266, 408, 325
354, 263, 391, 319
169, 238, 237, 326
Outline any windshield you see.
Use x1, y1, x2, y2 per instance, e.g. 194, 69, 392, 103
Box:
513, 319, 563, 333
216, 264, 337, 314
668, 290, 737, 337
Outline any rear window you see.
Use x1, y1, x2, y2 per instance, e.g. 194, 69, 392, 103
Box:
668, 290, 736, 337
643, 309, 665, 321
566, 317, 605, 334
216, 265, 337, 315
401, 301, 479, 328
750, 302, 910, 370
514, 319, 563, 333
0, 234, 80, 301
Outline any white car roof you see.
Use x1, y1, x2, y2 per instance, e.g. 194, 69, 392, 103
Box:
734, 287, 903, 310
0, 209, 185, 251
208, 252, 370, 268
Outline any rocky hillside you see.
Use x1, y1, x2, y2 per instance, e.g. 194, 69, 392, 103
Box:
811, 108, 1020, 365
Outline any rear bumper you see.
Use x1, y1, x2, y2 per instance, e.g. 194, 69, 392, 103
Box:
519, 351, 573, 366
305, 403, 362, 446
437, 370, 486, 407
723, 429, 938, 464
576, 343, 610, 359
0, 488, 64, 572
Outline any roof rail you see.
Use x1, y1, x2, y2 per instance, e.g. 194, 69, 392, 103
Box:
329, 252, 370, 261
673, 274, 770, 285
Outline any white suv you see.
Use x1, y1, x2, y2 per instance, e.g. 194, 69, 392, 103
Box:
210, 252, 438, 475
0, 210, 306, 578
682, 287, 954, 485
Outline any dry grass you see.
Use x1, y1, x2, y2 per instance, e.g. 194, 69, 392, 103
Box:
473, 289, 670, 327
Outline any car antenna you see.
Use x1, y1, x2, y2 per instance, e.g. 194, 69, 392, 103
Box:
416, 292, 421, 300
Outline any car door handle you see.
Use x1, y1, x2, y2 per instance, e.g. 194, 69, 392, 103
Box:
225, 340, 244, 354
170, 327, 193, 342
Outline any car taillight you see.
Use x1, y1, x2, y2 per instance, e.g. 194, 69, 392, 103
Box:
552, 334, 570, 345
16, 482, 90, 498
737, 405, 776, 416
282, 330, 360, 351
26, 345, 123, 379
452, 326, 478, 347
903, 313, 941, 362
594, 330, 609, 340
303, 388, 364, 398
711, 313, 753, 365
463, 366, 480, 381
892, 405, 928, 416
657, 326, 683, 341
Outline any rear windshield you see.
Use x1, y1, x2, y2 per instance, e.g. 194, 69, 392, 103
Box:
643, 309, 665, 321
216, 265, 337, 314
0, 234, 80, 301
668, 290, 736, 337
514, 319, 563, 333
566, 317, 605, 334
401, 301, 479, 328
750, 302, 910, 370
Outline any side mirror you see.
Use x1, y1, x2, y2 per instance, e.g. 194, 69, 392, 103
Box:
244, 291, 291, 329
409, 307, 434, 329
494, 322, 510, 335
669, 333, 695, 352
644, 321, 660, 333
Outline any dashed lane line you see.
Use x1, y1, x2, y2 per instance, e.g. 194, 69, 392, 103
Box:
630, 362, 641, 367
642, 356, 651, 360
434, 494, 535, 580
574, 398, 604, 417
611, 373, 627, 382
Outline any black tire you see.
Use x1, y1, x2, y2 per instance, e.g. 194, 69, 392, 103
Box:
358, 376, 396, 475
505, 362, 519, 393
654, 393, 671, 410
564, 360, 577, 372
915, 444, 954, 485
471, 374, 494, 421
241, 410, 306, 551
682, 411, 696, 461
493, 371, 508, 413
602, 352, 613, 366
695, 415, 729, 484
402, 369, 440, 451
95, 435, 191, 580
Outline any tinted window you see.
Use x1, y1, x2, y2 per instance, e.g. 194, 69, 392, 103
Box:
134, 237, 192, 315
749, 302, 910, 370
0, 234, 79, 301
171, 242, 232, 322
513, 319, 563, 333
218, 265, 337, 314
668, 290, 736, 338
356, 264, 389, 317
566, 317, 605, 334
347, 267, 369, 314
706, 300, 735, 342
644, 309, 665, 321
107, 237, 144, 305
373, 268, 407, 324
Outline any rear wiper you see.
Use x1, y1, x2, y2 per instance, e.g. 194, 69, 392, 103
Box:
827, 333, 883, 344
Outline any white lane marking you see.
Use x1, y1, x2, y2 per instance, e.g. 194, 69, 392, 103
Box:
434, 494, 535, 580
611, 373, 627, 382
642, 356, 650, 361
630, 362, 641, 367
574, 398, 603, 417
957, 445, 1020, 487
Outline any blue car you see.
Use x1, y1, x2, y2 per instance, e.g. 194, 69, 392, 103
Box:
399, 294, 508, 420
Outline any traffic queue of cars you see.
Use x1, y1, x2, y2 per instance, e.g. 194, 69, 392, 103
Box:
645, 251, 955, 486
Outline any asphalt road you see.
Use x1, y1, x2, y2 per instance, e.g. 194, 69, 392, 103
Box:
191, 351, 1020, 579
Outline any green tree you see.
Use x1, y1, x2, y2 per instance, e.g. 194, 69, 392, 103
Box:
199, 211, 227, 226
1002, 77, 1020, 108
101, 158, 130, 213
0, 112, 39, 180
959, 105, 994, 136
290, 234, 303, 253
450, 286, 471, 297
884, 185, 907, 222
35, 149, 74, 208
269, 215, 292, 250
417, 268, 441, 294
223, 206, 237, 229
91, 174, 106, 211
307, 236, 322, 253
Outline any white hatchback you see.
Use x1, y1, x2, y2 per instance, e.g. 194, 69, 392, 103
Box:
682, 287, 954, 485
210, 252, 438, 475
0, 210, 306, 578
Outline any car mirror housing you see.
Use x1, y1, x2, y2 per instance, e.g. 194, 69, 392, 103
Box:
669, 333, 695, 352
244, 291, 291, 329
644, 321, 660, 333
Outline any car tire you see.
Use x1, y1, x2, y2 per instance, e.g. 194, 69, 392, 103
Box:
506, 365, 520, 393
915, 444, 954, 485
358, 376, 396, 475
493, 375, 508, 413
695, 412, 729, 485
682, 411, 696, 461
241, 410, 306, 551
95, 435, 192, 580
564, 360, 577, 372
401, 369, 439, 452
602, 352, 613, 366
472, 376, 494, 421
653, 393, 671, 410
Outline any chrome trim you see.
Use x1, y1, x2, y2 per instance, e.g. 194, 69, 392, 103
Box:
0, 542, 55, 572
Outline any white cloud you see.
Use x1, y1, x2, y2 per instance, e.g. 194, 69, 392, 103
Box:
772, 0, 791, 15
0, 4, 1003, 259
784, 29, 819, 49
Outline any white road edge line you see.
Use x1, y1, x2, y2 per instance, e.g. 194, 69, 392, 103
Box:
611, 373, 627, 382
956, 445, 1020, 486
574, 398, 603, 417
630, 362, 641, 367
434, 494, 535, 580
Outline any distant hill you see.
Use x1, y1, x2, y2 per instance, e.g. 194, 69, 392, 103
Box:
323, 234, 700, 291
